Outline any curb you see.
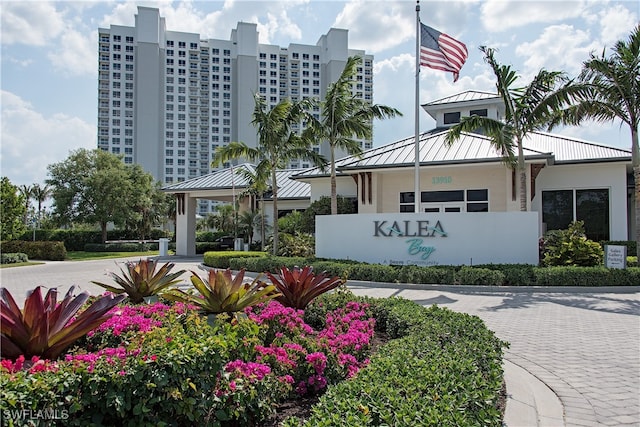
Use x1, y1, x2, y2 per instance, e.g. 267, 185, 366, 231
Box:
503, 359, 565, 426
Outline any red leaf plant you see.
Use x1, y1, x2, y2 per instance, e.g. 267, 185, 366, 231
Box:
0, 286, 125, 361
266, 266, 345, 310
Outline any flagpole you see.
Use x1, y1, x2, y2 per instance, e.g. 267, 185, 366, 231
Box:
414, 1, 421, 213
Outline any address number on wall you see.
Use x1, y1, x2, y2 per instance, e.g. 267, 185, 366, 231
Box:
432, 176, 452, 184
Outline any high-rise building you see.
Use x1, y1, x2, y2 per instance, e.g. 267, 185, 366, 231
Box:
97, 6, 373, 214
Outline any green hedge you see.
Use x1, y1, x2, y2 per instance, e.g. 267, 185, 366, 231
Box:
203, 251, 268, 269
0, 241, 66, 261
0, 252, 29, 264
18, 229, 170, 251
285, 294, 507, 426
84, 242, 159, 252
219, 256, 640, 287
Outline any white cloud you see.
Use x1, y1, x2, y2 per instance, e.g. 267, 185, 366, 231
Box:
48, 29, 97, 77
481, 0, 586, 31
0, 91, 95, 187
0, 1, 65, 45
597, 4, 638, 47
333, 0, 413, 53
515, 24, 599, 77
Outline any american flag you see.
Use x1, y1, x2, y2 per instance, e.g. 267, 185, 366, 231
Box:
420, 23, 468, 82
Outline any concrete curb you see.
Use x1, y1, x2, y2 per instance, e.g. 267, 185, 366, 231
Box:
503, 359, 565, 426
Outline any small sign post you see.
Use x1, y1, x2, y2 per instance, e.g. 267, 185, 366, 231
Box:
604, 245, 627, 269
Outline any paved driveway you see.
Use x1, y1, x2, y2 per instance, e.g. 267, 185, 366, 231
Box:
1, 258, 639, 426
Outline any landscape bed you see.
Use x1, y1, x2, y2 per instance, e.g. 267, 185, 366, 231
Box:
1, 285, 506, 426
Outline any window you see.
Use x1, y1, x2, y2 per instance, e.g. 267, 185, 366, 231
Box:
542, 189, 610, 240
470, 109, 488, 117
444, 112, 461, 124
542, 190, 574, 233
400, 189, 488, 213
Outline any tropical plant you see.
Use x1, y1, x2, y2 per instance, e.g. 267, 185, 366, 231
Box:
236, 166, 271, 250
541, 221, 604, 267
312, 56, 402, 215
162, 268, 280, 319
562, 26, 639, 264
91, 258, 186, 304
212, 94, 326, 254
445, 46, 591, 211
0, 286, 125, 360
30, 183, 51, 228
18, 184, 33, 225
301, 195, 357, 233
238, 209, 262, 244
266, 266, 345, 310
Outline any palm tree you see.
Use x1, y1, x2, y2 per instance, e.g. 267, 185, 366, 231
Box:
235, 166, 271, 250
313, 56, 402, 215
31, 183, 52, 227
212, 94, 325, 254
563, 25, 639, 263
18, 184, 33, 225
237, 209, 262, 245
445, 46, 591, 211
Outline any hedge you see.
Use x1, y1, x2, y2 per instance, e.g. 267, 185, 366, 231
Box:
283, 295, 507, 426
216, 255, 640, 287
0, 241, 66, 261
203, 251, 268, 269
18, 229, 170, 251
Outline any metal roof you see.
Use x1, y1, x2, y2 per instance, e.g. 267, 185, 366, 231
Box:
423, 90, 499, 106
523, 131, 631, 163
293, 128, 630, 178
162, 164, 310, 200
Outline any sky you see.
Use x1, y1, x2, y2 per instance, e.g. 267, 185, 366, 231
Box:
1, 0, 638, 188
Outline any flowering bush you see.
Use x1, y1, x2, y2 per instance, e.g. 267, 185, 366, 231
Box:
0, 279, 506, 426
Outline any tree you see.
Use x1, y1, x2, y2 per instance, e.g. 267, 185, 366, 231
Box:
212, 94, 325, 254
237, 209, 262, 244
565, 26, 639, 263
31, 183, 52, 228
0, 177, 27, 240
18, 184, 33, 225
301, 195, 357, 233
445, 46, 591, 211
235, 166, 271, 250
123, 165, 168, 239
313, 56, 402, 215
210, 204, 236, 235
47, 149, 158, 242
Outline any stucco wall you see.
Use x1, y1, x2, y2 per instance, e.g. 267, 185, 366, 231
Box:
531, 162, 628, 240
373, 164, 510, 213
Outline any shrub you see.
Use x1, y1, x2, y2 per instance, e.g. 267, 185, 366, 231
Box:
266, 266, 345, 309
162, 268, 280, 320
474, 264, 537, 286
203, 251, 267, 269
0, 240, 67, 261
541, 221, 604, 267
0, 286, 125, 360
84, 242, 158, 252
91, 259, 186, 304
0, 253, 28, 264
286, 298, 507, 427
397, 265, 456, 284
534, 266, 640, 286
455, 266, 505, 285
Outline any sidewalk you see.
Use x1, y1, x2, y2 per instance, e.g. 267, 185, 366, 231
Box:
1, 257, 639, 426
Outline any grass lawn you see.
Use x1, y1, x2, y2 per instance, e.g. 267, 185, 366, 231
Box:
0, 261, 45, 269
1, 251, 165, 268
